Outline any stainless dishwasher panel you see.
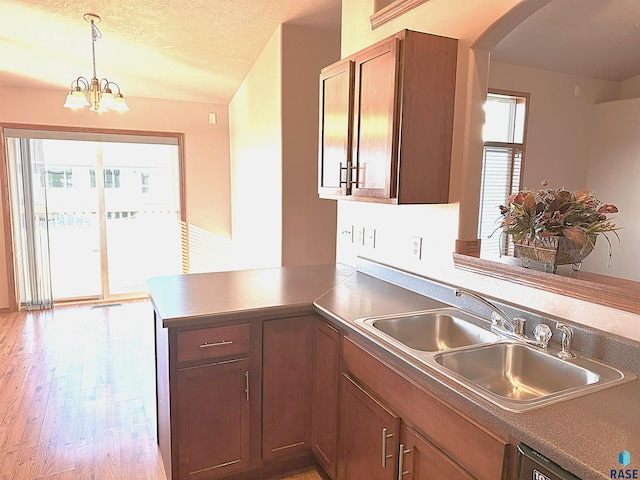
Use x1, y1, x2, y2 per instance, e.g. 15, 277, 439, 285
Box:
517, 444, 581, 480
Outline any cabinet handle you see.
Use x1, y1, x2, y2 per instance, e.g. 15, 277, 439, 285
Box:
199, 340, 233, 348
339, 162, 349, 186
339, 161, 357, 187
381, 428, 394, 467
397, 443, 411, 479
244, 370, 250, 402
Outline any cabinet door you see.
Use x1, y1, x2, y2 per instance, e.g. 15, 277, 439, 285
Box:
176, 358, 251, 479
340, 374, 400, 480
351, 37, 400, 200
400, 426, 474, 480
262, 316, 313, 460
318, 59, 354, 197
311, 318, 340, 478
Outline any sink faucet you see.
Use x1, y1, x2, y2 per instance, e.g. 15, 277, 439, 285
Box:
455, 289, 551, 349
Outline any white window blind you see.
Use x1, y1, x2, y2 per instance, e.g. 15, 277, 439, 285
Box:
478, 144, 522, 258
478, 91, 528, 259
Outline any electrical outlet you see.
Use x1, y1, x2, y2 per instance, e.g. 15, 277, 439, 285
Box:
340, 225, 354, 243
366, 228, 376, 249
411, 236, 422, 259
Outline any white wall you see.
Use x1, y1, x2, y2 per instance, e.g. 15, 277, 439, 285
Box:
583, 98, 640, 280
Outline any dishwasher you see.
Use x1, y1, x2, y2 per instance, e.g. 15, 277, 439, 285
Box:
517, 443, 581, 480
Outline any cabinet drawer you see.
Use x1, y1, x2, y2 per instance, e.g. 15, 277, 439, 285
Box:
177, 324, 250, 363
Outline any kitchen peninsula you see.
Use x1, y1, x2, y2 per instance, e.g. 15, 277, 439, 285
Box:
148, 260, 640, 480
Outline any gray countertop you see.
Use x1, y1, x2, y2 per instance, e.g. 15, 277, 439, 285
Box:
147, 263, 354, 327
147, 263, 640, 479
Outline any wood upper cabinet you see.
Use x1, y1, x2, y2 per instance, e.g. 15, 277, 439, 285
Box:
351, 37, 400, 200
318, 29, 458, 204
262, 316, 314, 461
311, 318, 341, 479
340, 373, 401, 480
176, 358, 252, 479
318, 59, 354, 196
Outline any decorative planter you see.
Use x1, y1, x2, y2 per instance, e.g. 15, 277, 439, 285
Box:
514, 235, 596, 273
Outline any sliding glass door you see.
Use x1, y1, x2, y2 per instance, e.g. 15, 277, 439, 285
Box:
40, 139, 102, 300
102, 141, 182, 295
5, 130, 184, 307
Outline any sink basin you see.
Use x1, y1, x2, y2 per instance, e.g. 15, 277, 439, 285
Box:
355, 307, 635, 412
358, 308, 499, 352
434, 342, 632, 412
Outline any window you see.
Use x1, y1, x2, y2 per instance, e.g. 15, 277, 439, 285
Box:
141, 172, 150, 194
104, 169, 121, 188
43, 168, 73, 188
478, 91, 529, 258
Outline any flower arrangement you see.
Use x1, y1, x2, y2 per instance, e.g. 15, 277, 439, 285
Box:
497, 180, 621, 256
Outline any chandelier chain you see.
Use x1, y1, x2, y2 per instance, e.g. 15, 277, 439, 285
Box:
90, 20, 102, 79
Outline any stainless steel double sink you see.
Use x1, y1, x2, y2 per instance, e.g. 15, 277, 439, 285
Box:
355, 308, 635, 412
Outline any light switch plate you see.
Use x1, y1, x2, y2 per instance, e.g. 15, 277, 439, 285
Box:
411, 236, 422, 259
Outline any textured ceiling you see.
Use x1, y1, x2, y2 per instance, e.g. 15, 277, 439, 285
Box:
0, 0, 342, 104
3, 0, 639, 106
491, 0, 640, 82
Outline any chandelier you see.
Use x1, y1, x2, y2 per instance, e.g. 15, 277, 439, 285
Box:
63, 14, 129, 113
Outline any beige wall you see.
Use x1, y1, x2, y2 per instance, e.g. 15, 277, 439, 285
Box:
489, 61, 620, 191
229, 24, 340, 270
584, 98, 640, 281
281, 24, 339, 266
621, 74, 640, 100
229, 28, 284, 270
336, 1, 640, 341
0, 87, 231, 309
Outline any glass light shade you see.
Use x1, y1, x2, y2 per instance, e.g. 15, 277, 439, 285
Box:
63, 90, 90, 108
99, 91, 115, 108
110, 94, 130, 112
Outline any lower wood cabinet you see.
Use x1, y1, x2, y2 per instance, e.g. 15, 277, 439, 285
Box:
340, 373, 401, 480
311, 317, 340, 478
176, 358, 252, 479
401, 425, 475, 480
155, 312, 510, 480
262, 316, 314, 461
341, 335, 510, 480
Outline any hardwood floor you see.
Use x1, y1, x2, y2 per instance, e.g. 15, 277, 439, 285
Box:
0, 301, 323, 480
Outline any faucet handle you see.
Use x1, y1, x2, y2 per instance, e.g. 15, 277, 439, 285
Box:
533, 324, 552, 349
556, 323, 576, 359
512, 317, 526, 335
490, 311, 504, 326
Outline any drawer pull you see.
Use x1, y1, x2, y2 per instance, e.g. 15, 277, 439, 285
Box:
244, 370, 250, 402
398, 443, 411, 479
381, 427, 394, 467
199, 340, 233, 348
